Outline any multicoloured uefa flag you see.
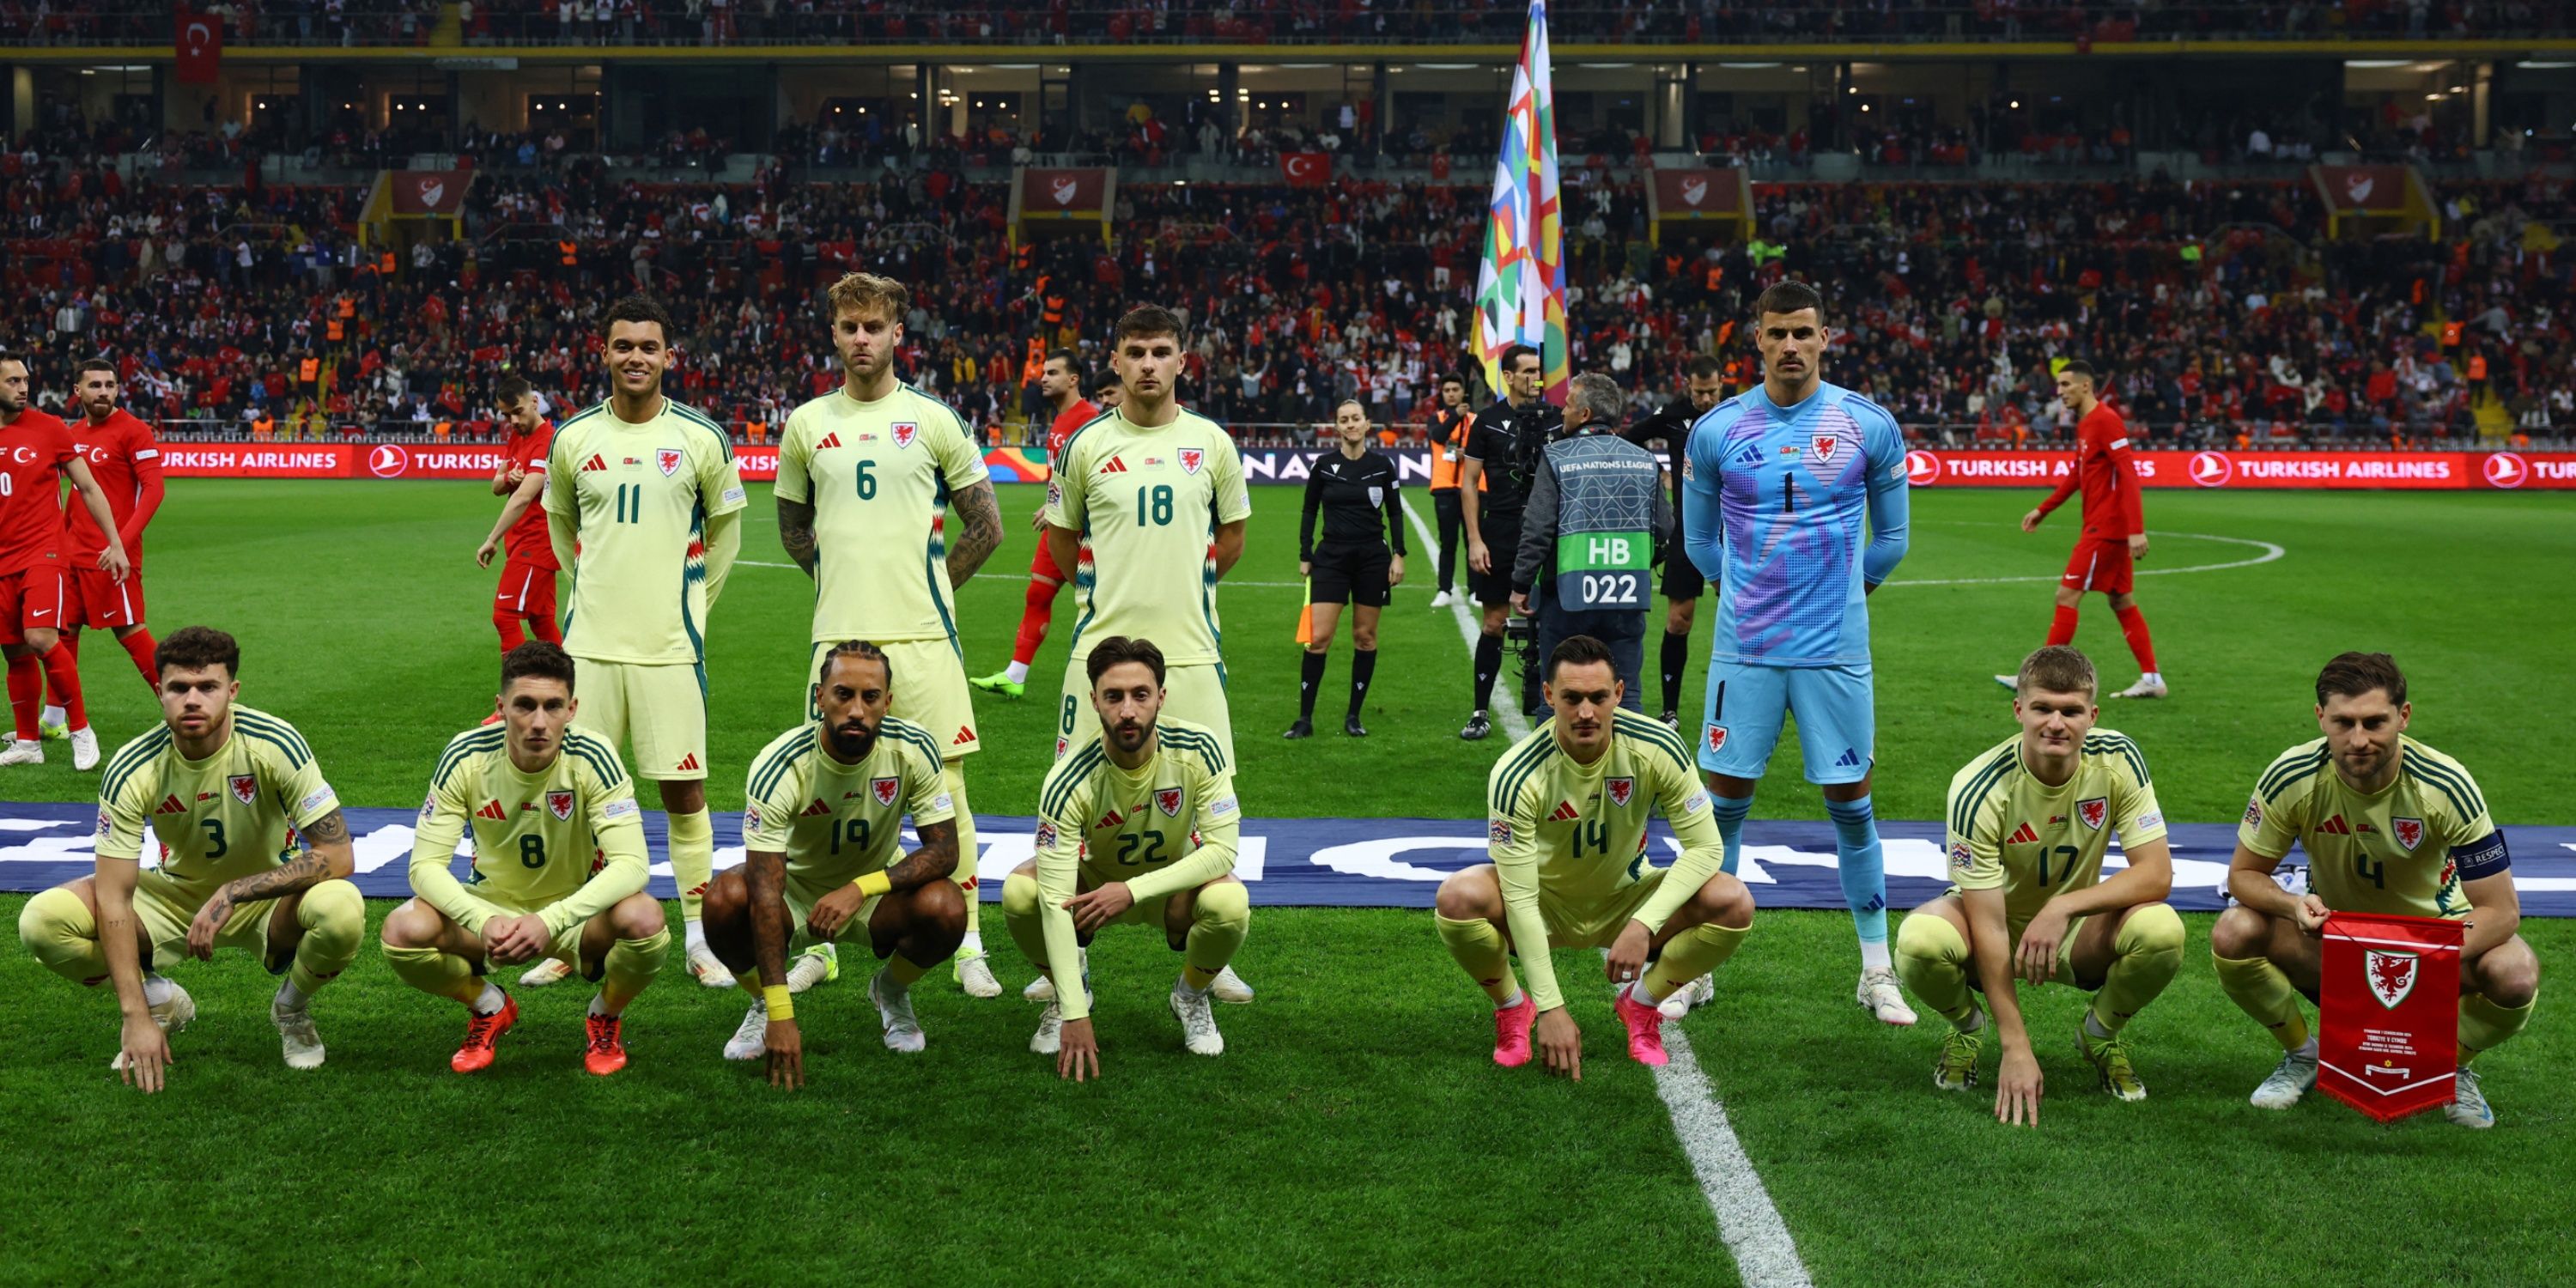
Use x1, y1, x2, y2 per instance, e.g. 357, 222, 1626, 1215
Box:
1470, 0, 1568, 407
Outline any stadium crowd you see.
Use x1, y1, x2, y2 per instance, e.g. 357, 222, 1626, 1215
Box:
6, 136, 2575, 447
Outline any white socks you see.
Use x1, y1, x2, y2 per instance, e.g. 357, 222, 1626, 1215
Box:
1002, 660, 1031, 684
275, 978, 309, 1012
959, 929, 982, 955
2293, 1035, 2319, 1060
142, 973, 175, 1007
472, 981, 507, 1016
1495, 990, 1525, 1012
40, 705, 64, 727
1860, 940, 1893, 971
587, 992, 614, 1018
683, 920, 708, 955
2142, 671, 2165, 686
1174, 975, 1212, 1001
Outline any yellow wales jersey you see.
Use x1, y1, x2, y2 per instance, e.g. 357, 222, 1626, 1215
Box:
775, 384, 988, 646
1945, 731, 2167, 933
405, 726, 649, 934
1044, 408, 1252, 666
741, 717, 955, 890
1030, 717, 1242, 1021
2239, 736, 2503, 920
1485, 710, 1722, 1011
544, 396, 748, 665
94, 707, 342, 908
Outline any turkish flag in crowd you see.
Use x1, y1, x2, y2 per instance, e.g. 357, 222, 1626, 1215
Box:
2319, 910, 2462, 1123
175, 9, 223, 85
1279, 152, 1329, 187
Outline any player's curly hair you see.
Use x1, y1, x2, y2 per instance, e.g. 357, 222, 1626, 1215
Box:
1086, 636, 1166, 688
156, 626, 240, 680
817, 640, 894, 692
501, 641, 576, 692
2016, 645, 2096, 699
600, 294, 674, 343
826, 272, 909, 322
2317, 652, 2406, 708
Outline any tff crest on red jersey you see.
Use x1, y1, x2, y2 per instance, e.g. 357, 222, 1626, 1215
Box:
2393, 817, 2425, 851
547, 791, 574, 821
656, 447, 683, 477
2078, 797, 2108, 830
1178, 448, 1205, 475
229, 775, 258, 805
891, 422, 919, 449
1156, 787, 1184, 817
872, 776, 901, 806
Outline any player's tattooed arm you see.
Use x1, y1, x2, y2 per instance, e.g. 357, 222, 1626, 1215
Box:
884, 818, 961, 890
745, 848, 793, 993
776, 495, 819, 579
201, 809, 353, 932
944, 480, 1003, 586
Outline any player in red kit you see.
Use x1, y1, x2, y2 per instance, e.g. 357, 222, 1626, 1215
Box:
472, 374, 562, 655
55, 359, 166, 720
970, 349, 1099, 699
1994, 361, 2166, 700
0, 355, 134, 770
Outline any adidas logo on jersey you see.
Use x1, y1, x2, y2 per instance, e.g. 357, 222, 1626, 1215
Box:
580, 453, 608, 471
816, 432, 843, 449
2317, 814, 2352, 835
952, 726, 977, 746
1549, 800, 1582, 823
477, 800, 509, 821
1097, 807, 1127, 830
2006, 822, 2039, 845
1100, 455, 1129, 474
154, 794, 186, 815
800, 799, 831, 817
674, 753, 702, 772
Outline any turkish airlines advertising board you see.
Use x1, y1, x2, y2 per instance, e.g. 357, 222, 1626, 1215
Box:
1900, 450, 2576, 490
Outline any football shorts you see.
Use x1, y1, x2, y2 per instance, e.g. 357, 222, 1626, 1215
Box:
1309, 544, 1392, 608
571, 658, 707, 781
1529, 867, 1668, 951
0, 568, 66, 644
1467, 508, 1524, 605
1028, 532, 1068, 586
2063, 538, 2134, 595
418, 890, 600, 974
66, 566, 143, 629
495, 561, 559, 621
1699, 660, 1875, 785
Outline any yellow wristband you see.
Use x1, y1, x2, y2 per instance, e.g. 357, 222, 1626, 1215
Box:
762, 984, 793, 1022
854, 870, 894, 898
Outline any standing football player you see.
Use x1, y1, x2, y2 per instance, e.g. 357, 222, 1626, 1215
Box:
1993, 360, 2164, 699
543, 294, 746, 989
56, 359, 165, 731
1680, 280, 1917, 1025
775, 272, 1004, 999
2212, 653, 2537, 1128
0, 355, 134, 770
474, 374, 564, 656
972, 348, 1098, 700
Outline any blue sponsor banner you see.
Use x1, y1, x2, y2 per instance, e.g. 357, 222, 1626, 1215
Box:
4, 802, 2571, 915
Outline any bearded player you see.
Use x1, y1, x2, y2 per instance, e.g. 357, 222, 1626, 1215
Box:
380, 641, 666, 1076
55, 359, 165, 730
1897, 646, 2184, 1125
1005, 636, 1249, 1079
972, 348, 1098, 700
474, 374, 563, 656
544, 294, 746, 989
0, 355, 135, 771
2213, 652, 2537, 1128
1434, 635, 1752, 1079
1993, 361, 2164, 700
775, 272, 1003, 999
706, 642, 969, 1086
15, 626, 363, 1089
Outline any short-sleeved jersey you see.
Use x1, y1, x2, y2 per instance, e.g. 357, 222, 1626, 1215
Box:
411, 725, 644, 914
741, 716, 955, 889
543, 397, 747, 665
2239, 737, 2502, 920
2037, 403, 2142, 541
66, 408, 161, 563
1681, 381, 1911, 667
501, 422, 558, 568
0, 408, 77, 575
775, 385, 988, 646
1033, 716, 1239, 894
1045, 409, 1251, 666
1300, 447, 1403, 559
1047, 398, 1099, 455
94, 707, 340, 908
1944, 730, 2166, 933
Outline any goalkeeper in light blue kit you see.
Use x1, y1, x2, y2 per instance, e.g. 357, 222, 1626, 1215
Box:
1680, 280, 1917, 1024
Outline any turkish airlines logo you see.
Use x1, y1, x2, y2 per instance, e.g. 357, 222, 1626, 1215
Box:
1283, 154, 1324, 183
2345, 173, 2375, 204
1050, 177, 1079, 206
417, 179, 446, 208
1680, 176, 1708, 207
1904, 450, 1941, 486
368, 444, 408, 477
2483, 452, 2527, 489
2188, 451, 2233, 488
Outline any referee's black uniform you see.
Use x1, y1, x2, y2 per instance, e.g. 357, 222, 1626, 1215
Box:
1292, 445, 1406, 737
1461, 394, 1560, 729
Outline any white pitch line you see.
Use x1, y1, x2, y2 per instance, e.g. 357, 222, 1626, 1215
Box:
1881, 531, 2286, 587
1399, 496, 1531, 741
1651, 1024, 1816, 1286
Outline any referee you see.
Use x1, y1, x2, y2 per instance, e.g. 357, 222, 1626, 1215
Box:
1291, 400, 1406, 738
1459, 343, 1561, 739
1621, 355, 1727, 726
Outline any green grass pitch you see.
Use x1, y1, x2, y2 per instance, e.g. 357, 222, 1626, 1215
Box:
0, 481, 2567, 1285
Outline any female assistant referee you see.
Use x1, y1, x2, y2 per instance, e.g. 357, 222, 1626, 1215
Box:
1290, 400, 1406, 738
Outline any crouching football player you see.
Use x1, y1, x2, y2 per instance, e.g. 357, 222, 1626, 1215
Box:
1897, 647, 2184, 1125
704, 641, 967, 1087
2213, 652, 2538, 1128
16, 626, 362, 1089
380, 642, 667, 1076
1005, 635, 1248, 1080
1434, 635, 1753, 1079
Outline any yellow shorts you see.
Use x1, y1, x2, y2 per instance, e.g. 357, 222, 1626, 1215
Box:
133, 869, 283, 963
1536, 868, 1667, 951
572, 658, 707, 781
427, 890, 596, 972
1941, 891, 2090, 988
808, 638, 979, 761
781, 872, 885, 953
1056, 659, 1234, 767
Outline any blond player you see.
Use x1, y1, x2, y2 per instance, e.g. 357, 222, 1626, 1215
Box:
1896, 646, 2184, 1126
775, 272, 1004, 999
2214, 652, 2538, 1128
378, 643, 664, 1076
15, 626, 363, 1089
1004, 636, 1249, 1080
1434, 635, 1753, 1079
703, 642, 969, 1087
544, 294, 746, 988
